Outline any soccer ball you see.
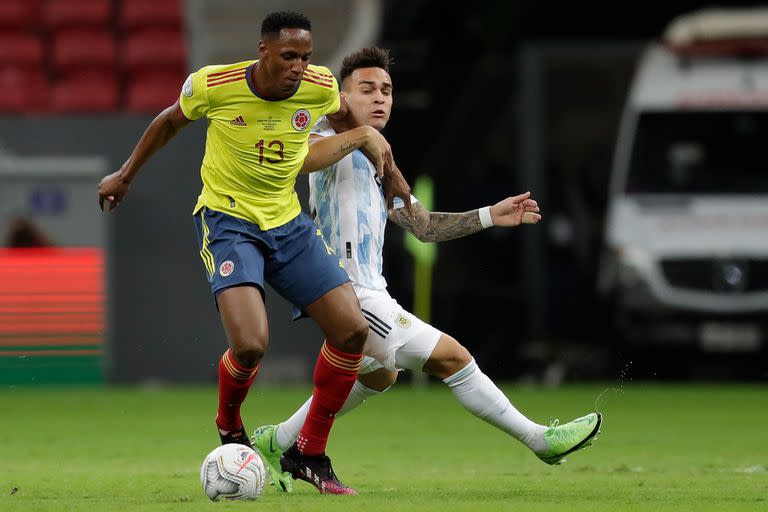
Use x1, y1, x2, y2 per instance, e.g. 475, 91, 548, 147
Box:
200, 444, 266, 501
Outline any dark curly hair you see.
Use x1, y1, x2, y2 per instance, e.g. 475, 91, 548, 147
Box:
340, 46, 391, 83
261, 11, 311, 38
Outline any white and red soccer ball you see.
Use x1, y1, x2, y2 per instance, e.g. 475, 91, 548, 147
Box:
200, 444, 266, 501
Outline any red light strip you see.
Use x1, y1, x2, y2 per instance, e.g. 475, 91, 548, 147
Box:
0, 248, 104, 356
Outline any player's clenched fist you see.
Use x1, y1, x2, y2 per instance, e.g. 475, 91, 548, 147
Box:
98, 170, 131, 212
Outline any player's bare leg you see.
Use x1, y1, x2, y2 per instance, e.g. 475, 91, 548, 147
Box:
357, 367, 398, 391
215, 285, 270, 448
278, 282, 367, 495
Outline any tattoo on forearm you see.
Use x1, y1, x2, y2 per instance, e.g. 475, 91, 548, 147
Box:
334, 141, 357, 156
391, 204, 483, 242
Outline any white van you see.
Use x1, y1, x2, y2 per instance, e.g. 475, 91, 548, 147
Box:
599, 8, 768, 353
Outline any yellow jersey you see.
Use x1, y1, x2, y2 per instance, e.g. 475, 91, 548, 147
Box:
179, 60, 340, 229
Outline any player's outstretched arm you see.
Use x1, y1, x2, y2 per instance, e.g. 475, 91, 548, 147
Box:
98, 101, 192, 212
389, 191, 541, 242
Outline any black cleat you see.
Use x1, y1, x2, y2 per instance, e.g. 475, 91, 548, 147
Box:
218, 425, 254, 449
279, 443, 357, 495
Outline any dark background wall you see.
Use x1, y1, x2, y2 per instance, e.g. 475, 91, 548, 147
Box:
374, 0, 767, 381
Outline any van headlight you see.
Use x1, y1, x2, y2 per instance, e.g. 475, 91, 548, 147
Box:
616, 246, 653, 288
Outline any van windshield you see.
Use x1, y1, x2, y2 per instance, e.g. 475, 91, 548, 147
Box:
626, 111, 768, 194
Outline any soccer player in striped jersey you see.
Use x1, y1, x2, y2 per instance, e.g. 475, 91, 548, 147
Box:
253, 46, 602, 493
98, 12, 412, 495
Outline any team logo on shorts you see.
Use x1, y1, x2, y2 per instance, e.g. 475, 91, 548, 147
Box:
219, 260, 235, 277
291, 109, 311, 131
395, 313, 411, 329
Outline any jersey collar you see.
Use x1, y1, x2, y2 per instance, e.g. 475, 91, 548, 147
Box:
246, 62, 301, 101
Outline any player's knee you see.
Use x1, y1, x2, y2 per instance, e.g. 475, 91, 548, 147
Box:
326, 315, 368, 354
424, 341, 473, 379
453, 344, 473, 368
229, 336, 267, 368
335, 320, 368, 354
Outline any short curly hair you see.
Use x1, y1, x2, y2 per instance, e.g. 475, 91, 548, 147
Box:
261, 11, 311, 38
340, 46, 391, 83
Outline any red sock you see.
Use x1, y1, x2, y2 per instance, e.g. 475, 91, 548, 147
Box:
297, 342, 362, 455
216, 349, 259, 432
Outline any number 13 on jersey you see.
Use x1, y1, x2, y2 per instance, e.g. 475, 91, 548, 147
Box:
254, 139, 284, 164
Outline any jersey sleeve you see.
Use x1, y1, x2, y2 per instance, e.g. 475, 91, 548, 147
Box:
325, 80, 341, 115
178, 67, 211, 120
310, 116, 335, 137
314, 66, 341, 116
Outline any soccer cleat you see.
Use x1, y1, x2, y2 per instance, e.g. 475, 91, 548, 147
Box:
218, 425, 254, 450
252, 425, 293, 493
280, 443, 357, 495
537, 412, 602, 465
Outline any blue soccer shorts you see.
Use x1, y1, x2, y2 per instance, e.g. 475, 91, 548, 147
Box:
193, 207, 349, 316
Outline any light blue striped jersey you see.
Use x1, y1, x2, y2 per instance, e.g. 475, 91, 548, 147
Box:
308, 118, 408, 290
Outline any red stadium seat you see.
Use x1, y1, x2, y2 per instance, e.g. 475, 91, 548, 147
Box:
49, 73, 117, 112
126, 73, 185, 113
0, 66, 48, 113
122, 30, 187, 77
0, 34, 44, 68
120, 0, 183, 34
0, 1, 41, 32
51, 31, 117, 75
43, 0, 111, 32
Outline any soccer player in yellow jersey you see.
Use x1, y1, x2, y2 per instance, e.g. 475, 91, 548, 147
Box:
98, 12, 411, 495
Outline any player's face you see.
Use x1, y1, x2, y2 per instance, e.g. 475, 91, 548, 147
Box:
343, 67, 393, 130
259, 29, 312, 94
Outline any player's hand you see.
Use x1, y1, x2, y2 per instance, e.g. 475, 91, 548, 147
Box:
358, 128, 397, 179
382, 163, 415, 219
98, 170, 131, 212
490, 191, 541, 226
358, 129, 415, 218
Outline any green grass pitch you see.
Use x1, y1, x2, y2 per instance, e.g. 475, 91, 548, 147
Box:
1, 383, 766, 511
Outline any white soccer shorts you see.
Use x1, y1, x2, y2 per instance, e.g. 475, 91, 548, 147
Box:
354, 285, 442, 374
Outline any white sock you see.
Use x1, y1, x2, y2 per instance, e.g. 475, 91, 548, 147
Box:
443, 359, 547, 453
274, 379, 384, 450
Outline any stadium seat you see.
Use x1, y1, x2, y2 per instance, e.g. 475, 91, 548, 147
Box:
0, 34, 44, 68
49, 73, 118, 112
0, 1, 40, 32
126, 73, 185, 113
0, 67, 48, 112
120, 0, 183, 34
122, 31, 187, 77
43, 0, 111, 32
51, 31, 117, 75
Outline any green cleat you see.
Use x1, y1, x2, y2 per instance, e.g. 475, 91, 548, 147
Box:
537, 412, 602, 465
252, 425, 293, 492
